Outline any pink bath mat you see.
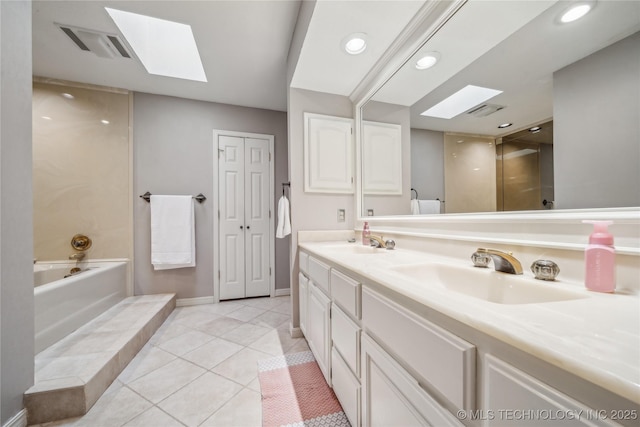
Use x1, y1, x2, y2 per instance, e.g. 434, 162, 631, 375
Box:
257, 351, 350, 427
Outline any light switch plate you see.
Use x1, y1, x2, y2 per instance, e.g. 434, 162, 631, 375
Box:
338, 209, 346, 222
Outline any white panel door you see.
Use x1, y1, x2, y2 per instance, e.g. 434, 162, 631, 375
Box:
244, 138, 270, 297
219, 135, 246, 300
218, 135, 271, 300
362, 121, 403, 195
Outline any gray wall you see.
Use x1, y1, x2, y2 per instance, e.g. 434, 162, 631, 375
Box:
288, 88, 354, 327
133, 93, 289, 299
410, 128, 445, 202
554, 31, 640, 209
1, 0, 34, 422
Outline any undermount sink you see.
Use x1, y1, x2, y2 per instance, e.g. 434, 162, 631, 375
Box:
390, 263, 587, 305
327, 245, 387, 255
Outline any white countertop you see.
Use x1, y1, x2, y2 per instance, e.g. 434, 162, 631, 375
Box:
299, 241, 640, 404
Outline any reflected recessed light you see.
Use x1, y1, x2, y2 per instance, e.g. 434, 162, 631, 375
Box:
415, 52, 440, 70
61, 93, 74, 99
101, 119, 110, 125
529, 126, 542, 133
421, 85, 503, 119
473, 168, 480, 171
498, 123, 513, 129
41, 116, 52, 120
105, 7, 207, 82
342, 33, 367, 55
560, 3, 593, 23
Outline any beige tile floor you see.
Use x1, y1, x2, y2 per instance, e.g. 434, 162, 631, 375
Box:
33, 295, 308, 427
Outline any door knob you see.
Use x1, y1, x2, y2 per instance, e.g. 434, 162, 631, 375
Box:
240, 226, 243, 230
246, 225, 251, 229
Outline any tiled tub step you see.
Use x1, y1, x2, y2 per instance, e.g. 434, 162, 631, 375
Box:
24, 294, 176, 425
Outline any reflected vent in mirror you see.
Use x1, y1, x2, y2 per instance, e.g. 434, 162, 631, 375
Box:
57, 24, 133, 59
466, 103, 505, 118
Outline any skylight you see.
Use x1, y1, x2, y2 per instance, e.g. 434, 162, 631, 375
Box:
421, 85, 503, 119
105, 7, 207, 82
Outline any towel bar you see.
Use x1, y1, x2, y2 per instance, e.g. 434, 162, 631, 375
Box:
139, 192, 206, 203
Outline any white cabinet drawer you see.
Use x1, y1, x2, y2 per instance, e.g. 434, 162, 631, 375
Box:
299, 251, 309, 275
362, 287, 476, 411
483, 355, 619, 427
308, 256, 330, 295
331, 269, 361, 319
361, 334, 463, 427
332, 348, 361, 427
331, 303, 360, 377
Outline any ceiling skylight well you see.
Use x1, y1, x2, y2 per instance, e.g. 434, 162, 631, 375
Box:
105, 7, 207, 82
421, 85, 503, 119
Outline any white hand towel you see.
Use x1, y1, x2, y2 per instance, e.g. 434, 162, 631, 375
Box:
418, 200, 441, 215
150, 195, 196, 270
410, 199, 420, 215
276, 195, 291, 238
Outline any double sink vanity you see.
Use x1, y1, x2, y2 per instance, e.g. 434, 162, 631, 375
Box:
297, 240, 639, 426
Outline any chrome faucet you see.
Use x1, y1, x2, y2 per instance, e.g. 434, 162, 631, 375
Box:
369, 235, 396, 250
69, 252, 86, 261
473, 248, 523, 274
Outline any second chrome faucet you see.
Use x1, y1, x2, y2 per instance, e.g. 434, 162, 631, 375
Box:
472, 248, 523, 274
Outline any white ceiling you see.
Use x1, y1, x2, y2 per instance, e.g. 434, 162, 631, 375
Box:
369, 0, 640, 137
32, 0, 427, 112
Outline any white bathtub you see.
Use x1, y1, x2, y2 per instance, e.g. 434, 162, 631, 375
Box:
34, 260, 129, 353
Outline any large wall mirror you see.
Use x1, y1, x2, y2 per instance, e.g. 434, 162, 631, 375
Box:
360, 0, 640, 218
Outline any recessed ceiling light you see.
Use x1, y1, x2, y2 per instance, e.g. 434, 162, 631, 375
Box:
421, 85, 503, 119
498, 123, 513, 129
342, 33, 367, 55
560, 2, 593, 23
41, 116, 52, 120
105, 7, 207, 82
529, 126, 542, 133
61, 93, 74, 99
101, 120, 110, 125
415, 52, 440, 70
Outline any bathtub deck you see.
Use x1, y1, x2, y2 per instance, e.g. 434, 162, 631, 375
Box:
24, 293, 176, 425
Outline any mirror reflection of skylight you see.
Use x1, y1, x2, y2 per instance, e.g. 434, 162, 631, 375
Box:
105, 7, 207, 82
421, 85, 503, 119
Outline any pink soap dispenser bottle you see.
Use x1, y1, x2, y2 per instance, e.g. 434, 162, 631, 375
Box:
362, 221, 371, 246
582, 220, 616, 293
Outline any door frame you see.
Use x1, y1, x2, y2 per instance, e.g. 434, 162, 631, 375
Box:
213, 129, 275, 303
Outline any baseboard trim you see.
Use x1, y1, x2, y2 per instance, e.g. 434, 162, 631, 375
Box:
275, 288, 290, 297
176, 296, 215, 307
3, 409, 27, 427
290, 324, 303, 339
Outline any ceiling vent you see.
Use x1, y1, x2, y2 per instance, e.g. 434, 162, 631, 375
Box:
466, 103, 505, 118
57, 24, 132, 59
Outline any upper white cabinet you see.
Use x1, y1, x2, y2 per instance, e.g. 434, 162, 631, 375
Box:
304, 113, 354, 193
362, 121, 402, 195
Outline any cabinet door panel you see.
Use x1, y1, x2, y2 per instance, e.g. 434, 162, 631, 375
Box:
363, 121, 403, 195
304, 113, 354, 193
361, 334, 463, 427
308, 282, 331, 385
